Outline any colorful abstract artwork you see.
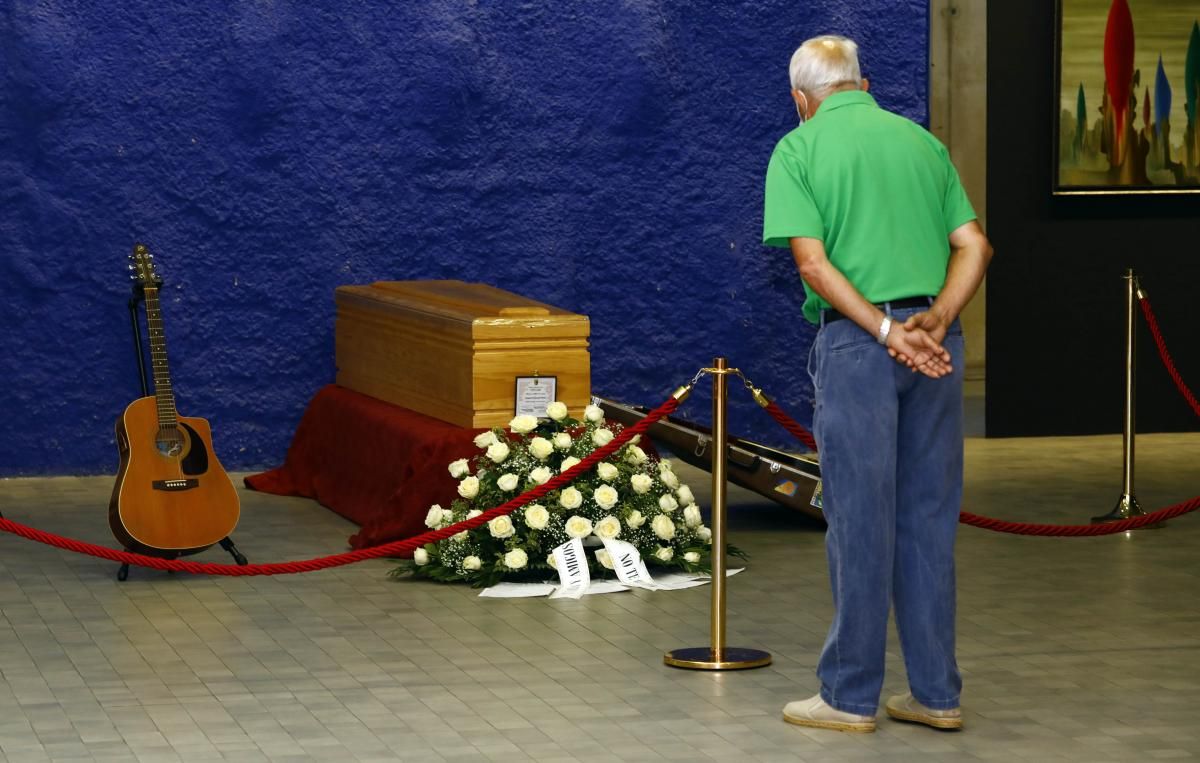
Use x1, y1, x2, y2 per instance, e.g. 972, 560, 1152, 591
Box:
1056, 0, 1200, 193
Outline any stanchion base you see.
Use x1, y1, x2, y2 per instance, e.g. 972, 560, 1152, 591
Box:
1092, 494, 1165, 528
664, 647, 772, 670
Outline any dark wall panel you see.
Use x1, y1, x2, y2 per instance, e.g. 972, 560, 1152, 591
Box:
987, 1, 1200, 437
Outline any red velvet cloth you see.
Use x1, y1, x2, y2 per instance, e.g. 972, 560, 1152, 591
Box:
244, 385, 479, 549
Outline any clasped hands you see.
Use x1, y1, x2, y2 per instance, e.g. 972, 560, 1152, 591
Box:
886, 310, 953, 379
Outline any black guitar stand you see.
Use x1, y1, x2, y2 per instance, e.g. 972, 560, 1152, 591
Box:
118, 276, 248, 581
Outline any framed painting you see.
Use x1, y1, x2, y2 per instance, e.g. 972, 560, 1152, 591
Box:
1054, 0, 1200, 194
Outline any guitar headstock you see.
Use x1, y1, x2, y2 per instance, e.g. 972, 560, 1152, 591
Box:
128, 244, 164, 288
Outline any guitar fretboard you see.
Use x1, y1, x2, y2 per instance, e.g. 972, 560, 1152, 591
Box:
142, 286, 177, 429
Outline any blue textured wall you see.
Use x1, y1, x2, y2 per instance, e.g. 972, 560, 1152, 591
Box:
0, 1, 928, 476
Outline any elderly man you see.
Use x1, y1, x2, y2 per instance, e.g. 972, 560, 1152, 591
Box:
762, 35, 993, 733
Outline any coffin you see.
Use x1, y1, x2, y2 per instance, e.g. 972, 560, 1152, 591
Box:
335, 280, 590, 428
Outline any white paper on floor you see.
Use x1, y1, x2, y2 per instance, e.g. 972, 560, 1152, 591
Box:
479, 568, 743, 598
478, 582, 557, 598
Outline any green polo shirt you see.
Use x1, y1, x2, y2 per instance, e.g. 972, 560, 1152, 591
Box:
762, 90, 977, 324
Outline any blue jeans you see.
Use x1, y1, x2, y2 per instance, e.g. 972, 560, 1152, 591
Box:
807, 305, 964, 715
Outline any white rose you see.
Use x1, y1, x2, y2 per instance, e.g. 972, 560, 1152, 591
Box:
509, 414, 539, 434
453, 530, 468, 543
547, 552, 558, 569
448, 459, 471, 478
463, 555, 481, 571
529, 437, 554, 460
488, 515, 515, 538
466, 509, 483, 519
473, 431, 496, 448
660, 469, 680, 489
596, 462, 619, 481
651, 514, 676, 540
654, 546, 674, 562
458, 476, 480, 499
592, 428, 614, 447
529, 466, 552, 485
677, 485, 696, 506
584, 404, 604, 423
546, 401, 569, 421
595, 549, 614, 570
684, 551, 701, 564
413, 548, 429, 565
683, 504, 703, 528
553, 432, 572, 450
424, 504, 446, 528
625, 510, 646, 529
497, 473, 519, 491
630, 473, 653, 494
560, 487, 584, 510
565, 515, 593, 538
503, 548, 528, 569
658, 494, 679, 513
594, 515, 621, 539
560, 456, 582, 473
486, 441, 510, 464
658, 459, 674, 472
696, 525, 712, 543
593, 485, 619, 511
524, 504, 550, 529
625, 445, 648, 465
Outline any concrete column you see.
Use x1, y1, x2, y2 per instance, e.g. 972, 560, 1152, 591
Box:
929, 0, 987, 382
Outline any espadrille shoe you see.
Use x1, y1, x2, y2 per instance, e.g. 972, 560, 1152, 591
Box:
885, 693, 963, 730
782, 695, 876, 733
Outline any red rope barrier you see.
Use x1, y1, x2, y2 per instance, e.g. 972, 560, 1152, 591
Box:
1139, 296, 1200, 419
762, 400, 817, 451
0, 394, 682, 575
960, 498, 1200, 536
755, 392, 1200, 536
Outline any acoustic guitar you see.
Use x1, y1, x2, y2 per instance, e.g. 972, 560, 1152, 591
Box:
109, 245, 240, 555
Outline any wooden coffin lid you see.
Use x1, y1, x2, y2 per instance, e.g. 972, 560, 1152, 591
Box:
335, 280, 589, 339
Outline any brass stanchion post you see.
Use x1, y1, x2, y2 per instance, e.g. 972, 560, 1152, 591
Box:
665, 357, 771, 670
1092, 269, 1162, 527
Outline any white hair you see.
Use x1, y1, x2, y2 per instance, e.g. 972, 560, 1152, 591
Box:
788, 35, 862, 96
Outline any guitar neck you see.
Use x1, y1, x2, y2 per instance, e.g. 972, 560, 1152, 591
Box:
142, 286, 178, 427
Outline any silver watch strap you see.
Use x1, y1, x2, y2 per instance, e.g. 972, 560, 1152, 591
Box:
877, 315, 893, 345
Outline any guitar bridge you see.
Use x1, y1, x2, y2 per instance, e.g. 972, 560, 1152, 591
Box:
152, 478, 199, 492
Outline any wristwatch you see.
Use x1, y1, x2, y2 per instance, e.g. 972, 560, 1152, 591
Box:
877, 316, 893, 345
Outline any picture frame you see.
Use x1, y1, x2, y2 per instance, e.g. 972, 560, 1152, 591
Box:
514, 375, 557, 418
1053, 0, 1200, 195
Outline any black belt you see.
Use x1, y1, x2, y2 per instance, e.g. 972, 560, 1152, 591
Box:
824, 296, 932, 323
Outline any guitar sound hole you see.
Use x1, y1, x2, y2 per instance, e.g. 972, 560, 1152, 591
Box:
155, 428, 185, 457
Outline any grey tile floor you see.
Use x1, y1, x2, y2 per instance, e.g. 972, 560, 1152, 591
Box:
1, 429, 1199, 761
